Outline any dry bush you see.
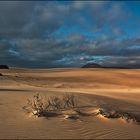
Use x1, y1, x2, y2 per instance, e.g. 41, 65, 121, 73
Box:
47, 94, 77, 110
23, 93, 78, 117
23, 93, 46, 117
63, 94, 77, 109
47, 96, 62, 111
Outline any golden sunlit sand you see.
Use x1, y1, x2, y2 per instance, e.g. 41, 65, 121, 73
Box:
0, 68, 140, 139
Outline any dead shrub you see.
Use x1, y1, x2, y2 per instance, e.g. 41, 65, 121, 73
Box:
47, 96, 62, 111
23, 93, 78, 117
23, 93, 46, 117
63, 94, 77, 108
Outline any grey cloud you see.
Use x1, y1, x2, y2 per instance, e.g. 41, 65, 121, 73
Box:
11, 34, 140, 66
0, 1, 140, 68
0, 1, 70, 39
102, 56, 140, 68
0, 1, 36, 39
0, 1, 129, 39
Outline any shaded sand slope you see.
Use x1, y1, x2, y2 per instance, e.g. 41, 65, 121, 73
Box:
0, 68, 140, 139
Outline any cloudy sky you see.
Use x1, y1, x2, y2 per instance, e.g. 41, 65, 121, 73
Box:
1, 1, 140, 68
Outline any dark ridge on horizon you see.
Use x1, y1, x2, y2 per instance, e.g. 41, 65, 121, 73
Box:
0, 65, 9, 69
82, 63, 102, 68
82, 63, 140, 69
1, 63, 140, 69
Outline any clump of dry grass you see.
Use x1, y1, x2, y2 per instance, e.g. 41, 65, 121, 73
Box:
23, 93, 78, 117
47, 96, 62, 111
23, 93, 46, 117
63, 94, 77, 108
97, 108, 140, 124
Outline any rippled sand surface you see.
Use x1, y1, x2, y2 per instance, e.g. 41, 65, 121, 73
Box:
0, 68, 140, 139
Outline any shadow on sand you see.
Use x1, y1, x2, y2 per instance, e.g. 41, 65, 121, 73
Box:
0, 89, 30, 92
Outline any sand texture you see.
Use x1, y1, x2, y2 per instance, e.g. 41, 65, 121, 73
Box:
0, 68, 140, 139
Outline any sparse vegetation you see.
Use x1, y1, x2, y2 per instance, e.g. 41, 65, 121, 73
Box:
23, 93, 140, 124
47, 96, 62, 111
97, 108, 140, 124
63, 94, 77, 108
23, 93, 78, 117
23, 93, 46, 117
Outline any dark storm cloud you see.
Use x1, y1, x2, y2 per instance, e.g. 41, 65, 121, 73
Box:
7, 35, 139, 67
0, 1, 140, 68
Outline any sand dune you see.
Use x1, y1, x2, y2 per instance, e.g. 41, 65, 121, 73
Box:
0, 68, 140, 139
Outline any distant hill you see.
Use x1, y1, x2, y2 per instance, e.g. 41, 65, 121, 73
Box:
82, 63, 140, 69
82, 63, 102, 68
0, 65, 9, 69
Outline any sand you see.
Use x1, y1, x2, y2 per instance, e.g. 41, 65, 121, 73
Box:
0, 68, 140, 139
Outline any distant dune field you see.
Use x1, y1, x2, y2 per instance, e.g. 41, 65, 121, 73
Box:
0, 68, 140, 139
